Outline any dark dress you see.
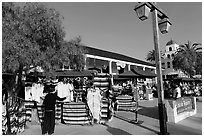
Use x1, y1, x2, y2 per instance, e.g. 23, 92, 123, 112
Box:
42, 92, 66, 135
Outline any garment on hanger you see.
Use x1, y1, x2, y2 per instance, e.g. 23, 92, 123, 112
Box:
8, 98, 26, 134
87, 87, 102, 122
2, 103, 8, 134
56, 82, 71, 102
67, 83, 74, 102
64, 83, 71, 102
24, 100, 35, 122
56, 82, 63, 98
16, 101, 26, 133
25, 87, 32, 101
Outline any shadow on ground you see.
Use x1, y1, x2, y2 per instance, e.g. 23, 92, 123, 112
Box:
114, 114, 159, 134
138, 106, 159, 120
103, 124, 131, 135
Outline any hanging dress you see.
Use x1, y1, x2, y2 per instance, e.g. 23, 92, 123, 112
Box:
87, 87, 102, 122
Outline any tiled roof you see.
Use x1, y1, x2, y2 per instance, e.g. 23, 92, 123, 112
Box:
83, 46, 155, 67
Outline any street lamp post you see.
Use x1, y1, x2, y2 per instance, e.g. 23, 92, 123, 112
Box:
134, 2, 172, 135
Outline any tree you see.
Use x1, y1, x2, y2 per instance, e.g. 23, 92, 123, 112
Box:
60, 36, 86, 71
2, 2, 85, 96
195, 52, 202, 75
172, 41, 202, 78
146, 49, 164, 62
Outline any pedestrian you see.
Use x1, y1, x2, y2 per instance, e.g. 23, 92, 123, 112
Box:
138, 87, 144, 100
173, 84, 181, 99
194, 84, 200, 96
41, 82, 67, 135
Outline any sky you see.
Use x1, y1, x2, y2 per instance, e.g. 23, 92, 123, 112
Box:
42, 2, 202, 61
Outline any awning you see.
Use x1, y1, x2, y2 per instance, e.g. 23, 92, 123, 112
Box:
2, 73, 14, 79
194, 78, 202, 82
131, 68, 156, 78
113, 75, 131, 81
56, 70, 93, 77
88, 67, 101, 73
118, 70, 140, 78
2, 73, 14, 76
193, 75, 202, 79
27, 72, 45, 77
173, 77, 195, 82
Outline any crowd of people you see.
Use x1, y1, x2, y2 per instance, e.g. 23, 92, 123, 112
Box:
2, 72, 202, 135
163, 80, 202, 99
112, 79, 202, 101
112, 80, 154, 100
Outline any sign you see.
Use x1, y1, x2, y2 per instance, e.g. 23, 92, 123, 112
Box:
176, 97, 194, 115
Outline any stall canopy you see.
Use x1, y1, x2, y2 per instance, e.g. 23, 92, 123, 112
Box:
131, 68, 156, 78
118, 70, 140, 78
172, 77, 195, 82
113, 75, 132, 81
194, 78, 202, 82
88, 67, 101, 73
2, 73, 14, 77
56, 70, 93, 77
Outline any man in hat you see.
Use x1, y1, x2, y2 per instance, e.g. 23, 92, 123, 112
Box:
41, 82, 67, 135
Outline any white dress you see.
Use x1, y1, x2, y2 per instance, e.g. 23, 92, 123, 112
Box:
68, 83, 74, 101
87, 87, 102, 121
25, 87, 32, 101
56, 82, 64, 98
176, 87, 181, 98
56, 82, 71, 102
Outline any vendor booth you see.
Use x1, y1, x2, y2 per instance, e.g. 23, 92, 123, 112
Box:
2, 70, 115, 135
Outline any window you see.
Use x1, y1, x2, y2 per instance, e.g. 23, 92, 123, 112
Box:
167, 62, 171, 68
162, 63, 165, 69
171, 54, 174, 58
169, 47, 172, 51
167, 54, 170, 59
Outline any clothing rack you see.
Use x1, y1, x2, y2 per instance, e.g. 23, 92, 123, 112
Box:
3, 95, 35, 135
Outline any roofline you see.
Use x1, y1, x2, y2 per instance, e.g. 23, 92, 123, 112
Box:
83, 46, 156, 68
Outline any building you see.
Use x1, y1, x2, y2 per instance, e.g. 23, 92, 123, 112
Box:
162, 40, 187, 79
83, 46, 157, 84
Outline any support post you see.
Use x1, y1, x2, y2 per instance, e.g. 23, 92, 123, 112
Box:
109, 61, 113, 85
152, 4, 168, 135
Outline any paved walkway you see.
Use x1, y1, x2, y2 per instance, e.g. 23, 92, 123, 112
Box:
18, 97, 202, 135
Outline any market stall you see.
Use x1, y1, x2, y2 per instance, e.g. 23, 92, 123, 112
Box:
116, 70, 140, 122
131, 68, 156, 100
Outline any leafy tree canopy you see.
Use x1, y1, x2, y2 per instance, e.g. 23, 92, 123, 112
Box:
2, 2, 85, 78
172, 41, 202, 77
2, 2, 85, 95
146, 49, 164, 62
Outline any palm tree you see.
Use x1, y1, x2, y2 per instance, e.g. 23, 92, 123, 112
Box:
172, 41, 202, 78
146, 49, 164, 62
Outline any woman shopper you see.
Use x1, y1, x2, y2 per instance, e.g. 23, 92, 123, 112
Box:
42, 82, 67, 135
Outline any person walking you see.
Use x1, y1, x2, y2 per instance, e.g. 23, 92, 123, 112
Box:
42, 83, 67, 135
